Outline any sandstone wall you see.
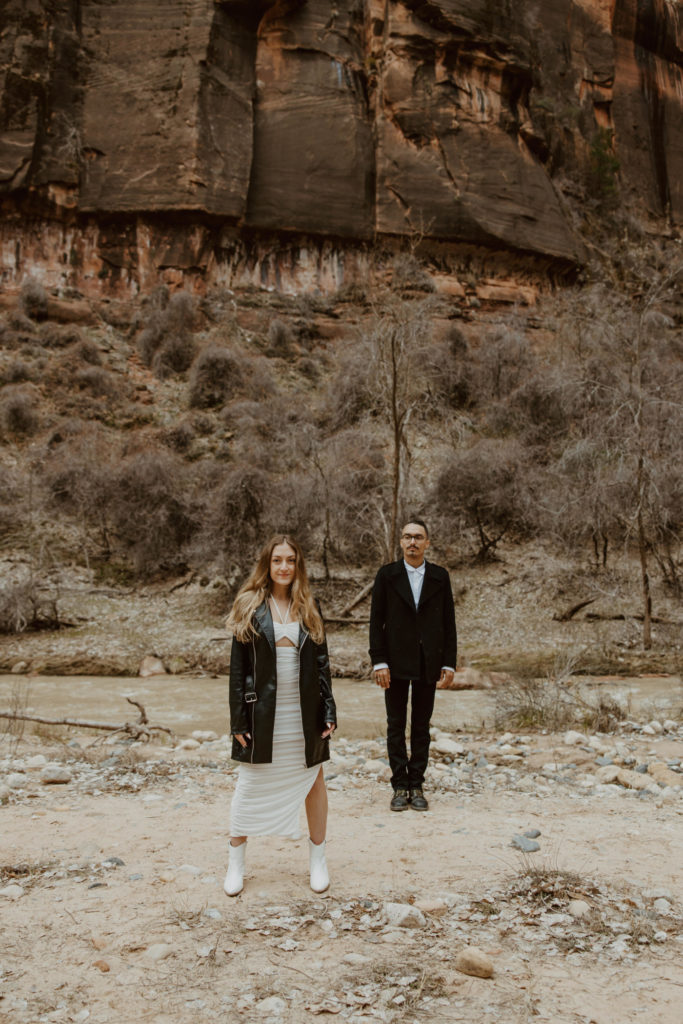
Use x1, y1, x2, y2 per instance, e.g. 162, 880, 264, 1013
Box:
1, 1, 681, 295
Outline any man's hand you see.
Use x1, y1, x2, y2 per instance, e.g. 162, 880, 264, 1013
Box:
374, 667, 391, 689
322, 722, 336, 738
234, 733, 251, 748
438, 668, 455, 687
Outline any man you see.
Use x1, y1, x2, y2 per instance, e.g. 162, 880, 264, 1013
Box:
369, 519, 457, 811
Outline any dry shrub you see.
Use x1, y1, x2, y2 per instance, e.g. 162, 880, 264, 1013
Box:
391, 253, 435, 293
188, 346, 274, 410
495, 674, 580, 731
1, 360, 34, 384
0, 465, 26, 538
138, 289, 196, 377
72, 338, 102, 366
74, 366, 117, 398
189, 345, 245, 408
266, 318, 295, 357
38, 323, 82, 348
0, 577, 60, 634
110, 449, 198, 575
0, 386, 39, 436
20, 278, 48, 321
433, 437, 537, 560
161, 420, 195, 452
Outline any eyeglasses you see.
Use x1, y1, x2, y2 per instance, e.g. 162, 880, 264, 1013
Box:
402, 533, 426, 542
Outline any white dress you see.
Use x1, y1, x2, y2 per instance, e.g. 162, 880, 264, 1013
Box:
230, 622, 320, 839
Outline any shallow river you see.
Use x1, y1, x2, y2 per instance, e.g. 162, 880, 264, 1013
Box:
1, 673, 680, 740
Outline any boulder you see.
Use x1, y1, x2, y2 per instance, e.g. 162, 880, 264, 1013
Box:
454, 946, 494, 979
139, 656, 167, 678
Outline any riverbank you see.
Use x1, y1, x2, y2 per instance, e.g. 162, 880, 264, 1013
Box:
1, 715, 682, 1024
2, 546, 682, 680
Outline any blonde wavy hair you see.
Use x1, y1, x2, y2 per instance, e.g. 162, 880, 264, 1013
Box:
226, 534, 325, 644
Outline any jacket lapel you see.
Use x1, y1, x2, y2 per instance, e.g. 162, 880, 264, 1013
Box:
389, 560, 416, 610
254, 601, 275, 651
417, 561, 440, 610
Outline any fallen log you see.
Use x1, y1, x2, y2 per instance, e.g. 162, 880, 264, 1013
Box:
553, 598, 597, 622
0, 697, 174, 742
337, 581, 373, 618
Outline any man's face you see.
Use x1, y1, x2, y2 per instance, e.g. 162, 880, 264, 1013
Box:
400, 523, 429, 565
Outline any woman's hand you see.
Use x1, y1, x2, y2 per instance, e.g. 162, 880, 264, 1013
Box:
234, 733, 251, 748
321, 722, 336, 738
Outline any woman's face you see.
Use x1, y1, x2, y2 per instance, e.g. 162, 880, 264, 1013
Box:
269, 542, 297, 590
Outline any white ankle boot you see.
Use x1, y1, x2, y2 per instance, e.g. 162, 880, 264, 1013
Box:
309, 838, 329, 893
223, 841, 246, 896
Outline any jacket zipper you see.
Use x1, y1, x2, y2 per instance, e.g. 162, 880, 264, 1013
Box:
299, 628, 308, 767
250, 636, 257, 764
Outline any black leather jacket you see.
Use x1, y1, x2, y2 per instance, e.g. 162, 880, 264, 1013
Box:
229, 601, 337, 766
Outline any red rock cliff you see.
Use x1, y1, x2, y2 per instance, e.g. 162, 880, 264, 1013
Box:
0, 1, 681, 294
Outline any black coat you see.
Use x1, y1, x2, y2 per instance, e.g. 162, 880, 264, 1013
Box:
369, 559, 457, 683
229, 601, 337, 766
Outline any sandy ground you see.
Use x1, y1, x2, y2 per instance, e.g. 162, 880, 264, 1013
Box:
1, 725, 682, 1024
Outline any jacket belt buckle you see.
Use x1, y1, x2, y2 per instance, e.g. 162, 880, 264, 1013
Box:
244, 693, 258, 703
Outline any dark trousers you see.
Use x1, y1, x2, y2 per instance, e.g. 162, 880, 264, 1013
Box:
384, 674, 436, 790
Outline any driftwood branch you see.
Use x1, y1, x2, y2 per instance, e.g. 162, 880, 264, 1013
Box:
553, 598, 597, 622
0, 697, 173, 742
337, 580, 373, 618
325, 616, 370, 625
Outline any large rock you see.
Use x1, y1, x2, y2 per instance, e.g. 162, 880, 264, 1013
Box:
454, 946, 494, 978
1, 1, 681, 294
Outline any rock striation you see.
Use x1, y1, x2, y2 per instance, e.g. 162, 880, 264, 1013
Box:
1, 1, 682, 295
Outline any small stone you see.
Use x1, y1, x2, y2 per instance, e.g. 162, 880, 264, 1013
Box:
139, 656, 167, 677
523, 829, 541, 839
414, 897, 448, 915
512, 835, 540, 853
0, 785, 11, 804
102, 857, 125, 868
648, 763, 682, 788
563, 730, 587, 746
568, 899, 591, 920
663, 720, 678, 733
191, 730, 218, 743
595, 755, 613, 767
382, 902, 427, 928
641, 724, 656, 736
26, 754, 48, 770
145, 944, 173, 961
93, 960, 110, 972
363, 758, 388, 773
40, 765, 72, 785
256, 996, 286, 1014
647, 720, 663, 734
653, 931, 667, 943
432, 737, 465, 756
177, 739, 201, 750
653, 898, 671, 915
178, 864, 202, 876
91, 936, 107, 951
0, 884, 24, 900
342, 952, 372, 966
158, 871, 175, 883
454, 946, 494, 979
203, 908, 222, 920
616, 768, 650, 790
7, 773, 26, 789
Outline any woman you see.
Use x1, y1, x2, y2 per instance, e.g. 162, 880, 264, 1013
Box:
224, 534, 337, 896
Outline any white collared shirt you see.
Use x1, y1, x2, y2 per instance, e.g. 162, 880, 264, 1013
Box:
404, 558, 426, 607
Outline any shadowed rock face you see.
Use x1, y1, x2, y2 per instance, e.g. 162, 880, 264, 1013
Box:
0, 1, 682, 292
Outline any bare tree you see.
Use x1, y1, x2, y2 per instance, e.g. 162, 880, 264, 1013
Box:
552, 248, 683, 647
